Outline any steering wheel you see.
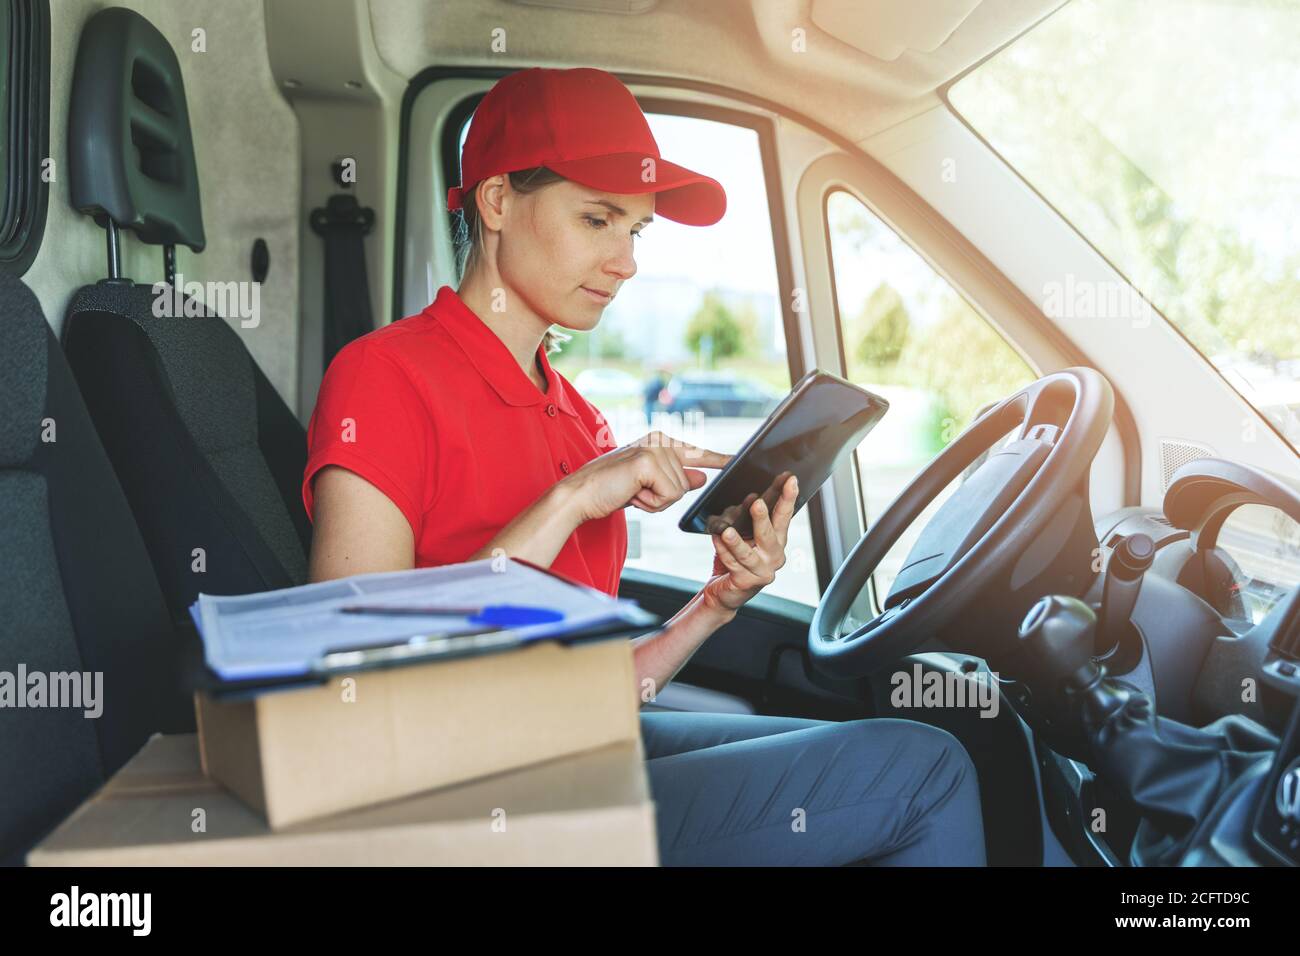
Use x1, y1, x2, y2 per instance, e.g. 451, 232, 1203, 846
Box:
809, 367, 1114, 678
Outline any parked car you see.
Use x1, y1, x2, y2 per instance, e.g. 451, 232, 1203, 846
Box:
571, 366, 642, 400
659, 372, 781, 418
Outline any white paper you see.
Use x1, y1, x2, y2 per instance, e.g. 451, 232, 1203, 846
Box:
193, 559, 653, 680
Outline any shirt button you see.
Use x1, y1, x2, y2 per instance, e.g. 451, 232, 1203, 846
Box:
559, 460, 571, 474
546, 404, 557, 417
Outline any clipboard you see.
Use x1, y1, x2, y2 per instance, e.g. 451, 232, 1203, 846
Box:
186, 558, 664, 700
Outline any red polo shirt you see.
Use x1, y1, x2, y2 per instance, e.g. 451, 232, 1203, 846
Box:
302, 285, 628, 596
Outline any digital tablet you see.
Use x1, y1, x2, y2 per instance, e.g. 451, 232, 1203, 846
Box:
678, 369, 889, 538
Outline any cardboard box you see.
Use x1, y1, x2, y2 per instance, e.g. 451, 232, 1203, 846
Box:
196, 637, 639, 828
28, 733, 658, 866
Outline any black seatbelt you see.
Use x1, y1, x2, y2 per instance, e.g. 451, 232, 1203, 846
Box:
310, 193, 376, 370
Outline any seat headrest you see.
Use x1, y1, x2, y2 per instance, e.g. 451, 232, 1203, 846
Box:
68, 7, 205, 252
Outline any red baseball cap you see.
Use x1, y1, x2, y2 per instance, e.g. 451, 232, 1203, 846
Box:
447, 67, 727, 227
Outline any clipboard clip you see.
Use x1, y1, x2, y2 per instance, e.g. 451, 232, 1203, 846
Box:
312, 625, 514, 675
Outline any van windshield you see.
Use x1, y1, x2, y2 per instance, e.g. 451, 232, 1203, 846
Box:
950, 0, 1300, 452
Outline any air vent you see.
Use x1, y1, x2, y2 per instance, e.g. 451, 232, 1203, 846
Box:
1160, 439, 1215, 492
1270, 631, 1298, 660
1270, 591, 1300, 660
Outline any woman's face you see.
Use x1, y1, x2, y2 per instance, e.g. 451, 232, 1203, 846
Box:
495, 178, 654, 332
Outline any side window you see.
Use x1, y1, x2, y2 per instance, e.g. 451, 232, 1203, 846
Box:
0, 0, 49, 275
454, 108, 817, 603
825, 190, 1035, 602
557, 112, 818, 604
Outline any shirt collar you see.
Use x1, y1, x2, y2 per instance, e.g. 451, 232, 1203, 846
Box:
429, 286, 579, 417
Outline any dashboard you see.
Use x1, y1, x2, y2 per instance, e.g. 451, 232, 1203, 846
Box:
1088, 457, 1300, 865
1098, 471, 1300, 629
1092, 459, 1300, 723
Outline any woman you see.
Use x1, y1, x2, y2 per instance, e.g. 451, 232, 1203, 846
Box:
303, 66, 985, 866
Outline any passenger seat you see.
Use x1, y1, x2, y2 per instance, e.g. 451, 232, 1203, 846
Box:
0, 271, 192, 865
62, 7, 309, 625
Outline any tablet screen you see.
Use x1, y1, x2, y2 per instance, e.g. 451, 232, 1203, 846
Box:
678, 370, 889, 537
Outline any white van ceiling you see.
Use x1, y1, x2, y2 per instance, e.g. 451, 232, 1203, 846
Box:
368, 0, 1064, 142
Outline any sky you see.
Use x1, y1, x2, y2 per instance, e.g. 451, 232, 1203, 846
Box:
634, 113, 780, 297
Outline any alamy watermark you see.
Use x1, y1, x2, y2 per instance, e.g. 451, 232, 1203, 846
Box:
1042, 273, 1154, 327
152, 272, 261, 328
889, 663, 1000, 719
50, 886, 150, 935
0, 665, 102, 718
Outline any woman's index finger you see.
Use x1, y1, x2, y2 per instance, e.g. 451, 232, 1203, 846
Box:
671, 442, 732, 469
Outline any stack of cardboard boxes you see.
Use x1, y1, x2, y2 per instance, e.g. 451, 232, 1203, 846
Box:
29, 638, 657, 866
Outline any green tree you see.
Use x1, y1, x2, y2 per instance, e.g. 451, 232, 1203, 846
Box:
900, 293, 1031, 432
593, 327, 628, 361
558, 326, 631, 363
852, 282, 911, 370
685, 291, 746, 367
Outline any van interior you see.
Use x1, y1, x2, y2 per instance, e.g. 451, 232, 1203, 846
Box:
3, 0, 1299, 868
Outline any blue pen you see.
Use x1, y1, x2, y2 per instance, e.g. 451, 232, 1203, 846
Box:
338, 603, 565, 627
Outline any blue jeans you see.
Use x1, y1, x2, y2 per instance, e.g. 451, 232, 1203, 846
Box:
640, 711, 986, 866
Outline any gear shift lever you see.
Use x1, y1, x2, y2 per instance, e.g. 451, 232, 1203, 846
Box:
1017, 594, 1277, 864
1018, 595, 1102, 692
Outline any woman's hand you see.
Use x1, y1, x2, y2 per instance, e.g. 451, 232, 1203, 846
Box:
560, 430, 732, 522
702, 472, 799, 614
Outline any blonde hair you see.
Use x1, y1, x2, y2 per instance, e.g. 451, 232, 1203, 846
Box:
453, 166, 573, 355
